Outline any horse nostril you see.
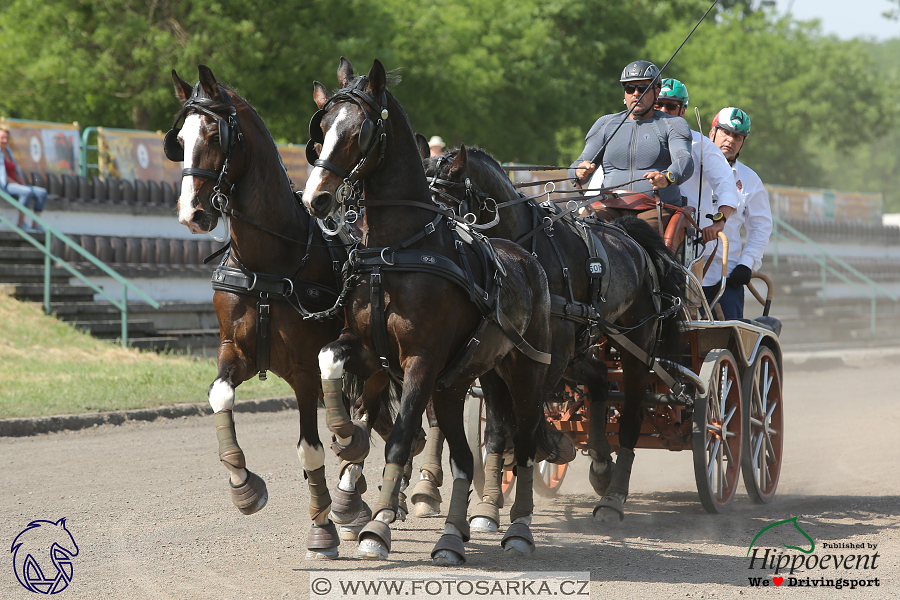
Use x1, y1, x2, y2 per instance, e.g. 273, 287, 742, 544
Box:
311, 191, 333, 214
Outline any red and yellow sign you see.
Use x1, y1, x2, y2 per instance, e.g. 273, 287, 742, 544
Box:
97, 128, 182, 184
0, 118, 80, 176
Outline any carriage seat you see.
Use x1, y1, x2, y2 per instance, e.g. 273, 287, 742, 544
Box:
751, 315, 782, 337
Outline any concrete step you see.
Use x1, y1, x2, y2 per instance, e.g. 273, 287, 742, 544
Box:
0, 282, 95, 303
71, 319, 158, 337
0, 230, 48, 248
0, 264, 71, 284
0, 246, 48, 264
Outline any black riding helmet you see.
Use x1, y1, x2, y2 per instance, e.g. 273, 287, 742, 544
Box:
620, 60, 661, 84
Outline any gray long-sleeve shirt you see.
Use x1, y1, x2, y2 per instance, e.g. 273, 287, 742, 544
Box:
569, 110, 694, 205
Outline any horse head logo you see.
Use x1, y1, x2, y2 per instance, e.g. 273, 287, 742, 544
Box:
11, 518, 79, 594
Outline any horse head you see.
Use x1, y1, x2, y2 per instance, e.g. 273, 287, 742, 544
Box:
12, 518, 79, 593
302, 57, 389, 219
168, 65, 248, 235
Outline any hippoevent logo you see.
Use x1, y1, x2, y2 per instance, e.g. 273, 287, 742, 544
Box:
746, 517, 880, 590
11, 518, 79, 594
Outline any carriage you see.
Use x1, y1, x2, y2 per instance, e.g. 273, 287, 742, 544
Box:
467, 214, 785, 514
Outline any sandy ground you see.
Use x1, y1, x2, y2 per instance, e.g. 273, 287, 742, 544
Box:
3, 349, 899, 599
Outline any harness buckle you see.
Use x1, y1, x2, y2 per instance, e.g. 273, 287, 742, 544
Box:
562, 267, 570, 280
379, 248, 394, 265
371, 272, 382, 285
425, 221, 436, 235
379, 356, 390, 369
455, 240, 464, 251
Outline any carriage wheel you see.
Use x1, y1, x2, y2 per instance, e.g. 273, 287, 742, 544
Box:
533, 460, 568, 498
692, 349, 743, 514
740, 346, 783, 503
465, 394, 514, 501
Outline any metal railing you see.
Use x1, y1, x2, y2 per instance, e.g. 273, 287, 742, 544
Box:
771, 215, 899, 333
79, 126, 100, 178
0, 188, 159, 345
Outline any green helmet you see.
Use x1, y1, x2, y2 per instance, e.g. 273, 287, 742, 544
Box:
712, 107, 751, 137
659, 78, 689, 106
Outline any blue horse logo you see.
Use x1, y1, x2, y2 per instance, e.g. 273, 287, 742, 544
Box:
11, 518, 79, 594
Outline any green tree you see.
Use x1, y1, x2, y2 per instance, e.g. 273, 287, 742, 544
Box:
643, 8, 893, 189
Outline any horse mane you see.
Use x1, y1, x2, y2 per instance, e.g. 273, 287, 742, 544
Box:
446, 146, 517, 197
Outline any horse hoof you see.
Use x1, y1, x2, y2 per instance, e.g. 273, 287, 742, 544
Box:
469, 517, 499, 533
413, 498, 441, 517
230, 470, 268, 515
357, 520, 391, 559
589, 461, 614, 497
410, 479, 442, 510
592, 496, 625, 524
339, 502, 372, 541
357, 538, 389, 560
501, 523, 535, 557
305, 548, 339, 560
330, 486, 363, 524
431, 534, 466, 565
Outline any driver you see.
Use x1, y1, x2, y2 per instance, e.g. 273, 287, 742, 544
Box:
569, 60, 694, 235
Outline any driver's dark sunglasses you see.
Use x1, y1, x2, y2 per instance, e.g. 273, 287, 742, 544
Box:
655, 101, 682, 112
622, 83, 651, 95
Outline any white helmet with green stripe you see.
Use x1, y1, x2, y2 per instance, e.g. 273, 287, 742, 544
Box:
712, 107, 751, 137
659, 78, 689, 106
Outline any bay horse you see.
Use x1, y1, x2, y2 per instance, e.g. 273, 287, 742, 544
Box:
167, 65, 371, 559
420, 143, 687, 523
302, 57, 553, 564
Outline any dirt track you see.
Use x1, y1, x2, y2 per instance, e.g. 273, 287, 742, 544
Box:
3, 348, 899, 599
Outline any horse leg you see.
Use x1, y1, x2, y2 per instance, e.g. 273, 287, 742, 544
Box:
429, 387, 473, 565
317, 343, 371, 529
357, 360, 439, 560
593, 349, 646, 524
469, 370, 510, 534
411, 402, 445, 517
295, 372, 341, 559
208, 347, 268, 515
571, 356, 615, 496
500, 361, 545, 557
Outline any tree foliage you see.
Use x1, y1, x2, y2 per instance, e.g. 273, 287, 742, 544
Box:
0, 0, 896, 206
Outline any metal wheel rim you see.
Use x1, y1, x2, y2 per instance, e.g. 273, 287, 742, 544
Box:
741, 347, 783, 502
693, 349, 742, 513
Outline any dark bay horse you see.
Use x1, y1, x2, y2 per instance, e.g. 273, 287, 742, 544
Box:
302, 57, 552, 564
421, 143, 687, 523
167, 66, 369, 559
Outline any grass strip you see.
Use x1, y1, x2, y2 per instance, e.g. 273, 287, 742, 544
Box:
0, 293, 293, 419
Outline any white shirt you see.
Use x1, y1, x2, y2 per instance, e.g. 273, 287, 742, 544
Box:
701, 160, 773, 287
680, 130, 739, 218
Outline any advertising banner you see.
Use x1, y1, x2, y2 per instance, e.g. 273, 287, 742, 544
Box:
0, 118, 80, 176
277, 143, 310, 189
766, 185, 882, 224
97, 128, 181, 184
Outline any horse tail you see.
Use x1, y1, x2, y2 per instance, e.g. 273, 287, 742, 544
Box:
613, 215, 686, 362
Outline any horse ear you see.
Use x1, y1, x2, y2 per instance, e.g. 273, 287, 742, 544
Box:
367, 59, 386, 99
448, 144, 467, 181
172, 70, 193, 103
313, 81, 329, 109
415, 133, 429, 160
338, 56, 354, 88
197, 64, 220, 98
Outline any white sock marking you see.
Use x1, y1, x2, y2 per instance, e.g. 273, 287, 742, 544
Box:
297, 439, 326, 472
208, 378, 235, 412
318, 347, 345, 380
338, 463, 362, 492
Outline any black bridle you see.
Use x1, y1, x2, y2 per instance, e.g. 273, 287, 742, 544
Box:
164, 83, 244, 216
306, 77, 388, 201
427, 154, 499, 229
